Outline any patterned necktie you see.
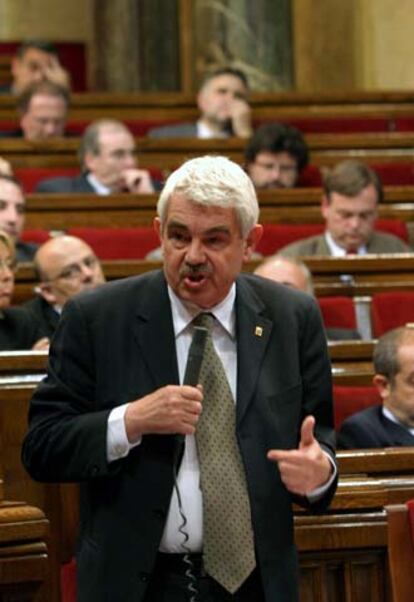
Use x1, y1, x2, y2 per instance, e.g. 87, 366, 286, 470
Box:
193, 312, 256, 594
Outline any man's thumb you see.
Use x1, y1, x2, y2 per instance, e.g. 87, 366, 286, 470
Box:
299, 415, 315, 448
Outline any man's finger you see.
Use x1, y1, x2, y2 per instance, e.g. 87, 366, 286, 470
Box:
299, 415, 316, 449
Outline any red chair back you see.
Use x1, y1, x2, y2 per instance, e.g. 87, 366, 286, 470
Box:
333, 385, 381, 430
67, 227, 160, 260
317, 297, 357, 330
371, 291, 414, 337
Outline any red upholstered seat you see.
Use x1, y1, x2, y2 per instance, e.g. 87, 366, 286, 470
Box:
371, 162, 414, 185
14, 167, 80, 193
253, 117, 392, 134
67, 227, 160, 260
61, 558, 76, 602
333, 385, 381, 430
317, 297, 357, 330
371, 291, 414, 337
20, 229, 51, 244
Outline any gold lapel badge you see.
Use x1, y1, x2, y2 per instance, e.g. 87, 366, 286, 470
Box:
255, 326, 263, 337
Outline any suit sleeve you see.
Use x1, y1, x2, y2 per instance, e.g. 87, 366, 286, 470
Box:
21, 298, 114, 483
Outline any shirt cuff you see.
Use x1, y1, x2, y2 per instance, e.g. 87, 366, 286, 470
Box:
107, 403, 142, 462
306, 451, 337, 502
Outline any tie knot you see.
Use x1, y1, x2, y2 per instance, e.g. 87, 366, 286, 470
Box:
194, 312, 214, 331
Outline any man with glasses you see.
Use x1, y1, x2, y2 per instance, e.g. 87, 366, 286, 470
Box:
35, 119, 157, 194
244, 122, 309, 189
279, 160, 410, 256
22, 235, 105, 340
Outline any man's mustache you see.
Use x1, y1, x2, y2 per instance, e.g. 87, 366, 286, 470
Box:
179, 264, 213, 278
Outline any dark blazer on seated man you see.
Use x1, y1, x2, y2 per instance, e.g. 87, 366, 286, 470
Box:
35, 173, 94, 194
326, 327, 361, 341
337, 405, 414, 449
148, 122, 198, 138
0, 306, 44, 350
22, 296, 59, 339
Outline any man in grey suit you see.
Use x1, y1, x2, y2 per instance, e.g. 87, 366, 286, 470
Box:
338, 325, 414, 448
279, 160, 410, 257
35, 119, 157, 194
148, 67, 252, 139
23, 156, 336, 602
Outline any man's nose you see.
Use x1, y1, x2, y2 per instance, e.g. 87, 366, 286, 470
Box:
4, 206, 17, 224
185, 239, 206, 264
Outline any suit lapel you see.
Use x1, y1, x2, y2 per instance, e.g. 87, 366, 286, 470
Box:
132, 272, 179, 389
235, 277, 273, 424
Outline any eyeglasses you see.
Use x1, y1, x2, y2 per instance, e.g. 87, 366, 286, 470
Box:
0, 257, 17, 272
49, 256, 99, 281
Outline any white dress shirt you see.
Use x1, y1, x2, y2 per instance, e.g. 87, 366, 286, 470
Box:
325, 231, 367, 256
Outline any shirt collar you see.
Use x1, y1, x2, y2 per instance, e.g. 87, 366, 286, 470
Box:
324, 231, 367, 256
167, 284, 236, 339
196, 119, 229, 139
382, 406, 414, 435
86, 173, 112, 195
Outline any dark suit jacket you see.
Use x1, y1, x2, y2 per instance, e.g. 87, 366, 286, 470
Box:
148, 122, 198, 138
16, 240, 39, 263
35, 172, 163, 194
22, 271, 336, 602
279, 231, 411, 256
0, 306, 44, 350
35, 173, 94, 194
337, 405, 414, 449
326, 327, 361, 341
22, 296, 60, 339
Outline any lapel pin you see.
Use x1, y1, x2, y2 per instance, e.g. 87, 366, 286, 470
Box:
255, 326, 263, 337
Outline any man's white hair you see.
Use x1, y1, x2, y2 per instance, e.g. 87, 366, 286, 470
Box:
157, 155, 259, 237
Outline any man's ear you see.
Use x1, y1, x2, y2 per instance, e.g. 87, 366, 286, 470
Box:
243, 224, 263, 261
372, 374, 390, 401
321, 195, 330, 220
10, 57, 20, 81
154, 217, 162, 242
83, 151, 96, 173
38, 282, 57, 305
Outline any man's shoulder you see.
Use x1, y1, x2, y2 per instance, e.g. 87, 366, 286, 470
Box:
342, 404, 381, 428
35, 174, 90, 193
368, 230, 411, 252
278, 234, 326, 257
147, 122, 198, 138
238, 272, 316, 311
16, 240, 39, 263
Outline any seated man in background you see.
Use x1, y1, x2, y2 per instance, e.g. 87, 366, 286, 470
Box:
22, 235, 106, 340
0, 229, 48, 350
0, 40, 70, 95
148, 67, 252, 139
0, 80, 69, 139
279, 160, 410, 256
244, 123, 309, 189
0, 174, 38, 262
338, 325, 414, 448
254, 254, 360, 341
35, 119, 157, 194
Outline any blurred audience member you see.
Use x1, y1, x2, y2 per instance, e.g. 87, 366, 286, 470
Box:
35, 119, 158, 194
0, 230, 48, 350
0, 40, 70, 95
0, 174, 38, 262
148, 67, 252, 139
254, 254, 360, 341
0, 81, 69, 139
0, 157, 12, 176
245, 123, 309, 189
338, 325, 414, 448
23, 235, 106, 340
279, 160, 410, 256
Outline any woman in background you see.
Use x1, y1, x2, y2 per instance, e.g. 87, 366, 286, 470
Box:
0, 230, 48, 350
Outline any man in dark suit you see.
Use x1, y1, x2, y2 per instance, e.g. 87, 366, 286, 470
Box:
279, 160, 410, 256
22, 156, 337, 602
0, 174, 38, 263
338, 325, 414, 448
254, 255, 361, 341
23, 234, 106, 340
148, 67, 252, 139
35, 119, 159, 194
